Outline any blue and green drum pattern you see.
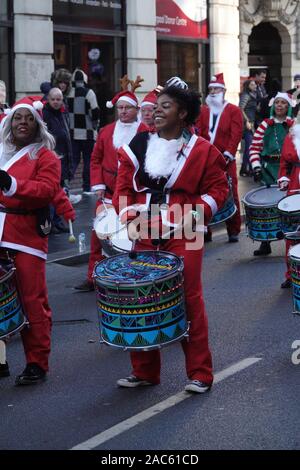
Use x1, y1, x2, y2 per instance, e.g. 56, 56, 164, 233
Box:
93, 251, 188, 350
0, 262, 26, 339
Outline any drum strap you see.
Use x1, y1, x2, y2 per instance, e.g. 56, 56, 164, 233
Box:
292, 162, 300, 168
0, 206, 35, 215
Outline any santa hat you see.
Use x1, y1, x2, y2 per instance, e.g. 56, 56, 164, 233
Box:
208, 73, 225, 89
4, 95, 44, 121
106, 91, 138, 109
141, 90, 159, 108
268, 92, 295, 108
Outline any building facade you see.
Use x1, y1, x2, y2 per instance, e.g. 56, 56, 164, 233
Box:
0, 0, 300, 107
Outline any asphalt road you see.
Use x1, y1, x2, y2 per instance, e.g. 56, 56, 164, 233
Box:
1, 227, 299, 451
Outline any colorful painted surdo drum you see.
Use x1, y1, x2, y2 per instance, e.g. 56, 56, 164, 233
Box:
288, 244, 300, 315
277, 194, 300, 234
0, 259, 26, 339
209, 177, 236, 225
242, 186, 286, 241
93, 251, 188, 350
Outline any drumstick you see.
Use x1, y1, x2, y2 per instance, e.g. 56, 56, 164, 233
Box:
129, 239, 137, 259
68, 220, 76, 243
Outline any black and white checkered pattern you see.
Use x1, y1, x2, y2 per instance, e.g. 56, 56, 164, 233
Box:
67, 85, 99, 141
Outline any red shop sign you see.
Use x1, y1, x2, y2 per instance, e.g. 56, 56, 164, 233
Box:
156, 0, 208, 40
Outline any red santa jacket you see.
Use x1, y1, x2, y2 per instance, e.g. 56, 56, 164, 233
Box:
113, 133, 228, 227
196, 103, 243, 160
90, 121, 147, 202
0, 143, 61, 259
279, 128, 300, 193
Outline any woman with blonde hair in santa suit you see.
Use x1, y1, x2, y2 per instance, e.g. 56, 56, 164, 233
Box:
278, 113, 300, 288
112, 85, 228, 393
0, 96, 73, 385
249, 92, 294, 262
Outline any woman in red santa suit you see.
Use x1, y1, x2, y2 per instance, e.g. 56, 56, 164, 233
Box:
74, 88, 148, 292
113, 86, 228, 393
0, 97, 62, 385
278, 114, 300, 288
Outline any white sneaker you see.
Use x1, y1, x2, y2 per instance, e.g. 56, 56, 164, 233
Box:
69, 194, 82, 205
117, 375, 153, 388
184, 380, 211, 394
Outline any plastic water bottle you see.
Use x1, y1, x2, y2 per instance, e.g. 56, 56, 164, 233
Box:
78, 233, 86, 253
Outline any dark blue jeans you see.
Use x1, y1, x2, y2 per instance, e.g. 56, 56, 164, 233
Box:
241, 129, 253, 172
72, 139, 95, 192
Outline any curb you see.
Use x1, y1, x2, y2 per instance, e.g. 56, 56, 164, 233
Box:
47, 251, 90, 266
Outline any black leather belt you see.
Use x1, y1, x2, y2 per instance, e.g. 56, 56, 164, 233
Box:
0, 207, 35, 215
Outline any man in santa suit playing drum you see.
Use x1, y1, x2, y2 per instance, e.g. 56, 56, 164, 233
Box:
74, 83, 148, 291
196, 73, 243, 243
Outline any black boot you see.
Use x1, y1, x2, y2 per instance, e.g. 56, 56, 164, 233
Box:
0, 362, 10, 378
15, 363, 46, 386
253, 241, 272, 256
281, 279, 292, 289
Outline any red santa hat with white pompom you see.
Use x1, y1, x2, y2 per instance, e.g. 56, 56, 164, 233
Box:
106, 91, 138, 109
4, 95, 45, 121
208, 73, 226, 89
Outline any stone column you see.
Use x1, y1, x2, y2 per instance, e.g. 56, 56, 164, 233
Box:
209, 0, 240, 103
126, 0, 157, 99
14, 0, 54, 99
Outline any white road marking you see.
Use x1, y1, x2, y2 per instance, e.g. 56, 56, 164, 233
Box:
71, 356, 261, 450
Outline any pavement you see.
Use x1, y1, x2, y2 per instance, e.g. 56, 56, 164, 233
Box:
48, 159, 255, 264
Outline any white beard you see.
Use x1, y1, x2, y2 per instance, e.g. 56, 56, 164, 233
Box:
206, 93, 224, 114
113, 120, 139, 149
292, 124, 300, 159
144, 133, 183, 179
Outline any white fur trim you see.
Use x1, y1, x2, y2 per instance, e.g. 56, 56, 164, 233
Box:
3, 176, 17, 197
224, 150, 235, 161
91, 184, 106, 191
0, 241, 47, 259
277, 176, 290, 183
291, 123, 300, 160
33, 101, 43, 111
208, 83, 225, 89
106, 101, 113, 109
201, 194, 218, 216
145, 133, 182, 179
251, 161, 261, 170
116, 96, 138, 107
140, 101, 155, 108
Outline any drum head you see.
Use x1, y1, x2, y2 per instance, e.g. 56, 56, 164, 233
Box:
93, 207, 124, 238
243, 185, 286, 208
289, 244, 300, 259
284, 231, 300, 241
278, 194, 300, 213
111, 228, 132, 253
94, 251, 183, 285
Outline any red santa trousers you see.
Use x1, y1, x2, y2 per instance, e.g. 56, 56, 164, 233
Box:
225, 161, 241, 236
11, 251, 52, 371
128, 237, 213, 385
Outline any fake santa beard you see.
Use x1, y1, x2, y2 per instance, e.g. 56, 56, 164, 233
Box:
144, 133, 184, 179
206, 93, 224, 113
113, 120, 139, 149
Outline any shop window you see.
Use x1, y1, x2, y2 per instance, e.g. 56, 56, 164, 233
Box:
158, 41, 199, 90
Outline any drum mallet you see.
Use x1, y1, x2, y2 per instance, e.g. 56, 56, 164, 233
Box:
68, 220, 76, 243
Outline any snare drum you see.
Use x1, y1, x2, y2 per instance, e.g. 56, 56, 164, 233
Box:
209, 181, 236, 226
277, 194, 300, 234
242, 186, 286, 241
0, 260, 26, 339
93, 204, 132, 256
93, 251, 188, 350
288, 244, 300, 315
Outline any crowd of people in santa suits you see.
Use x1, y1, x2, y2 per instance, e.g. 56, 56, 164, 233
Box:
0, 68, 300, 393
